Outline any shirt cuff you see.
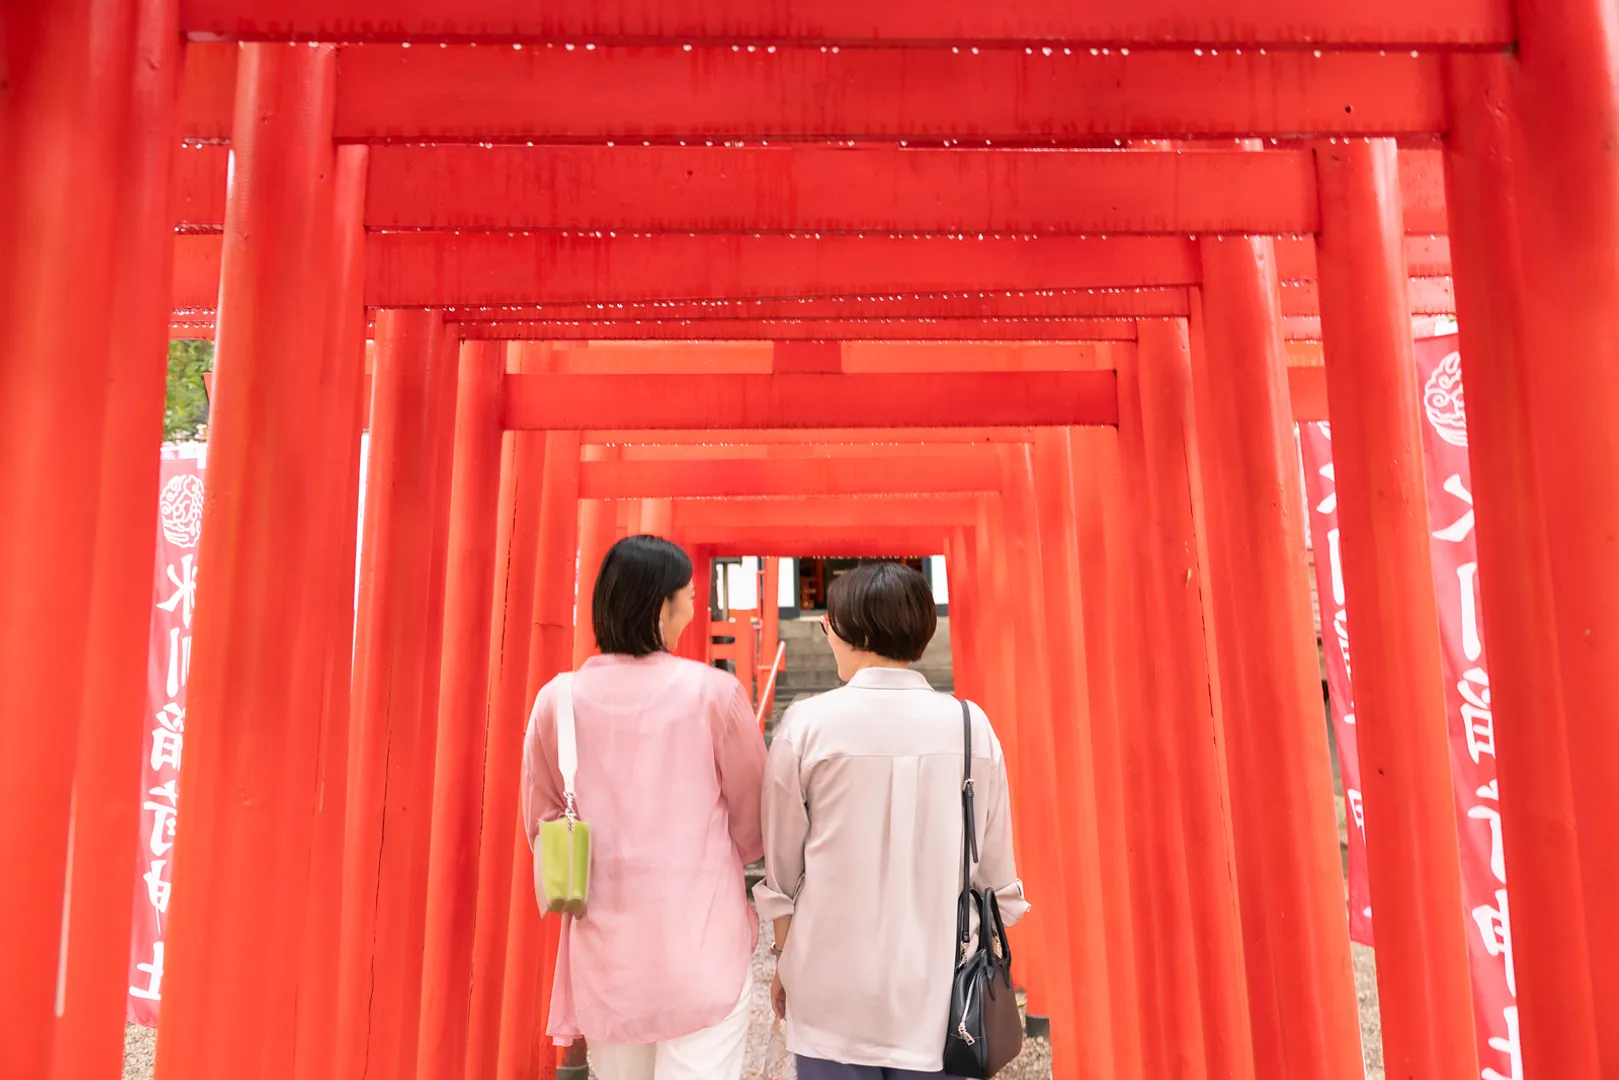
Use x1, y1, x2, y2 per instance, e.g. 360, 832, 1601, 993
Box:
995, 879, 1031, 927
752, 880, 798, 922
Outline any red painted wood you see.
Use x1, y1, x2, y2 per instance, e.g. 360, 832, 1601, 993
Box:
1195, 238, 1365, 1080
179, 43, 1449, 142
580, 454, 1001, 498
150, 43, 339, 1080
673, 496, 980, 530
290, 143, 372, 1080
585, 427, 1038, 445
333, 310, 452, 1080
448, 290, 1193, 322
464, 426, 546, 1080
1314, 138, 1478, 1080
416, 341, 506, 1080
179, 0, 1511, 46
610, 442, 1024, 461
1511, 0, 1619, 1059
503, 372, 1118, 429
51, 1, 180, 1074
1443, 53, 1603, 1080
173, 143, 1450, 237
1068, 428, 1147, 1080
456, 318, 1138, 342
699, 533, 952, 557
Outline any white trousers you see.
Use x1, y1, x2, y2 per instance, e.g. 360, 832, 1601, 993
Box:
589, 974, 754, 1080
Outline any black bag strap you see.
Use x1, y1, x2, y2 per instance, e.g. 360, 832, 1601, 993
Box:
956, 698, 978, 957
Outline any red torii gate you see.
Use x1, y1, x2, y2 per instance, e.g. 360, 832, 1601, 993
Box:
4, 5, 1618, 1080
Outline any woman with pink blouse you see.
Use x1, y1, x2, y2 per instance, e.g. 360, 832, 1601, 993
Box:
522, 535, 767, 1080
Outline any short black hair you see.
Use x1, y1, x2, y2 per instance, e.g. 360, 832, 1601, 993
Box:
825, 561, 937, 663
593, 535, 694, 656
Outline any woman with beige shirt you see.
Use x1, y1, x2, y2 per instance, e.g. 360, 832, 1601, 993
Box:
755, 562, 1028, 1080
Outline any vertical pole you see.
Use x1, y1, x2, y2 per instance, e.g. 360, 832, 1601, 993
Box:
416, 341, 508, 1080
464, 419, 548, 1080
640, 496, 674, 537
151, 42, 339, 1080
1314, 137, 1478, 1080
291, 142, 371, 1080
761, 556, 782, 678
1068, 427, 1147, 1080
573, 447, 618, 669
1443, 52, 1602, 1078
496, 431, 582, 1080
1195, 238, 1365, 1080
333, 309, 451, 1080
1131, 319, 1255, 1080
0, 2, 137, 1071
50, 0, 180, 1074
688, 547, 715, 661
1029, 432, 1117, 1080
1508, 0, 1619, 1064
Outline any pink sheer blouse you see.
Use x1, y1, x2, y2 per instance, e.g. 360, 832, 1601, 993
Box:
521, 651, 767, 1046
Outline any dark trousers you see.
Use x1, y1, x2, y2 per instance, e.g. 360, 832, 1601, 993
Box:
793, 1055, 961, 1079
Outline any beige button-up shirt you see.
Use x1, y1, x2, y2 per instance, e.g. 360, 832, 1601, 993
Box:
754, 667, 1028, 1071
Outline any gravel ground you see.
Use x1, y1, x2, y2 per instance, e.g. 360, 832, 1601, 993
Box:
123, 929, 1384, 1080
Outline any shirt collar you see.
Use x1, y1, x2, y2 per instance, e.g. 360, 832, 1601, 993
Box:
846, 666, 933, 690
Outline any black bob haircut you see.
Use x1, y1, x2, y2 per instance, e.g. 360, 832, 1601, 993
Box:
593, 535, 695, 656
825, 561, 937, 663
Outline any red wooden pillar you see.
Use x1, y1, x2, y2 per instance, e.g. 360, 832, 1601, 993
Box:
416, 341, 508, 1079
573, 446, 618, 669
465, 422, 548, 1080
291, 142, 371, 1080
1508, 0, 1619, 1064
1314, 138, 1478, 1080
1000, 444, 1082, 1074
687, 546, 715, 660
1030, 430, 1117, 1080
496, 431, 582, 1080
1195, 238, 1365, 1080
640, 496, 675, 537
1443, 53, 1602, 1078
50, 0, 180, 1074
1067, 428, 1147, 1080
334, 309, 453, 1080
151, 42, 339, 1080
0, 3, 137, 1071
1131, 319, 1255, 1080
761, 556, 782, 676
944, 531, 975, 704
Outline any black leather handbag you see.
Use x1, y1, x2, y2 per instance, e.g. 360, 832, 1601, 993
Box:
943, 699, 1023, 1079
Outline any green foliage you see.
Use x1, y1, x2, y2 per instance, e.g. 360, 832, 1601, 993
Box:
165, 339, 214, 442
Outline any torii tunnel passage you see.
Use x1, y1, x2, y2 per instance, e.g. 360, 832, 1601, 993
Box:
5, 2, 1619, 1080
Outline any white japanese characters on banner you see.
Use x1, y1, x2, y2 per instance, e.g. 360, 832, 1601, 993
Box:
127, 445, 206, 1026
1299, 423, 1374, 946
1298, 334, 1518, 1080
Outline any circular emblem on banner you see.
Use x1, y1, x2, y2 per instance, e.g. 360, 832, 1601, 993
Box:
159, 474, 205, 548
1423, 351, 1468, 448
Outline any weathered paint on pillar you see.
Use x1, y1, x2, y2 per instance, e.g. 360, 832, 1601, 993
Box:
334, 308, 453, 1080
1068, 427, 1147, 1080
417, 340, 508, 1080
1509, 0, 1619, 1062
1195, 238, 1365, 1080
292, 142, 371, 1080
51, 1, 181, 1074
1132, 318, 1256, 1080
0, 2, 137, 1071
1000, 443, 1081, 1077
496, 430, 582, 1080
1314, 137, 1479, 1080
1030, 431, 1117, 1080
152, 42, 339, 1080
1114, 337, 1209, 1080
465, 420, 548, 1080
1444, 52, 1602, 1080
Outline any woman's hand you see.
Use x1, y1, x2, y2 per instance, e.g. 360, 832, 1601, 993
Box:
770, 970, 787, 1021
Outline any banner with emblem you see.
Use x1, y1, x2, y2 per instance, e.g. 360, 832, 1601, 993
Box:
1299, 334, 1518, 1080
127, 444, 206, 1025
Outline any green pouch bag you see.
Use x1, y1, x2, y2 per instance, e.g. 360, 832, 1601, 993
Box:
534, 673, 591, 917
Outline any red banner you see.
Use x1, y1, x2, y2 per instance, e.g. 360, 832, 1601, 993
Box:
1299, 423, 1374, 946
1299, 334, 1518, 1080
127, 445, 207, 1026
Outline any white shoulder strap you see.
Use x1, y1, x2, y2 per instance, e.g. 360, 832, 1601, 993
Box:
555, 673, 577, 803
